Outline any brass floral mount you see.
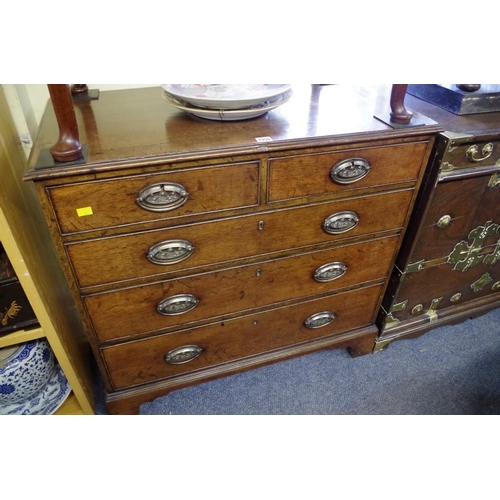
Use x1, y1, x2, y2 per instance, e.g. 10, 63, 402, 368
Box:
447, 220, 500, 272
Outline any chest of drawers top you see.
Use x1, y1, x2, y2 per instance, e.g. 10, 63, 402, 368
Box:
25, 85, 441, 180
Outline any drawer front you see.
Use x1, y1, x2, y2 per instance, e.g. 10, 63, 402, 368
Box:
441, 137, 500, 172
48, 162, 260, 234
382, 259, 500, 329
68, 189, 412, 288
102, 283, 383, 390
408, 175, 500, 264
85, 236, 398, 342
268, 142, 427, 202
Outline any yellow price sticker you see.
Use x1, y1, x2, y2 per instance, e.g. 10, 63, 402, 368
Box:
76, 206, 94, 217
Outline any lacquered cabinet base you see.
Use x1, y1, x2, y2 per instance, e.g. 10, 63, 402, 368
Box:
376, 294, 500, 352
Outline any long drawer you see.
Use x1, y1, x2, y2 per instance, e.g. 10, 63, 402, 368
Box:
102, 283, 384, 390
439, 137, 500, 173
68, 189, 413, 288
47, 161, 260, 234
268, 142, 427, 202
84, 235, 398, 342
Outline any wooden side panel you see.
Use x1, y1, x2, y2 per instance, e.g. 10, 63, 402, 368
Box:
0, 87, 94, 414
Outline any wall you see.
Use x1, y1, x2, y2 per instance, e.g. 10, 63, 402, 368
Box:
1, 84, 155, 159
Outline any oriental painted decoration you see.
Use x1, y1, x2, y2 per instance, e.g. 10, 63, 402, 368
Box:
1, 300, 22, 327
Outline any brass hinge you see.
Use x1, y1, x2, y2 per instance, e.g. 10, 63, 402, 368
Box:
401, 259, 425, 279
488, 170, 500, 188
440, 161, 455, 174
394, 260, 425, 283
470, 273, 493, 293
426, 297, 443, 322
373, 337, 394, 352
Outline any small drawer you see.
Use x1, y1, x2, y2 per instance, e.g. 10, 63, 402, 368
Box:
84, 235, 398, 342
48, 162, 260, 234
68, 189, 412, 288
440, 138, 500, 173
268, 142, 428, 202
101, 283, 383, 390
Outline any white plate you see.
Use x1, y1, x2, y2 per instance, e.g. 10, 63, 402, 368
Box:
162, 89, 293, 121
0, 364, 71, 415
161, 84, 291, 109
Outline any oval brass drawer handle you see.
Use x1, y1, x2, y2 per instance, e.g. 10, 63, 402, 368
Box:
146, 239, 195, 265
330, 158, 371, 185
136, 182, 189, 212
466, 143, 493, 163
323, 211, 360, 234
314, 262, 348, 282
156, 294, 199, 316
165, 345, 204, 365
304, 311, 336, 329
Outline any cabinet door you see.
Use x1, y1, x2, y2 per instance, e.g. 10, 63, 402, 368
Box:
409, 174, 500, 263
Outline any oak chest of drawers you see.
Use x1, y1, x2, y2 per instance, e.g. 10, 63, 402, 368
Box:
378, 93, 500, 348
25, 85, 440, 413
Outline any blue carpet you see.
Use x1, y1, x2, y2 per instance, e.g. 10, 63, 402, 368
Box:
95, 307, 500, 415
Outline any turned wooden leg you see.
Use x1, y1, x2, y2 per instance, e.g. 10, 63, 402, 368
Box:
389, 84, 413, 125
71, 83, 100, 102
47, 84, 83, 162
456, 84, 481, 92
71, 84, 89, 95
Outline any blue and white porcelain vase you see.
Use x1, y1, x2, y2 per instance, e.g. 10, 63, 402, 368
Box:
0, 339, 56, 405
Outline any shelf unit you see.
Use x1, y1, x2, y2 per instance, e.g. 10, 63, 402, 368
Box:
0, 86, 94, 415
